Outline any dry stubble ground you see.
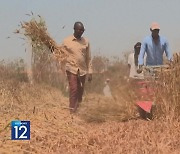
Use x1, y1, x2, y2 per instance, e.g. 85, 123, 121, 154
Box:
0, 82, 180, 154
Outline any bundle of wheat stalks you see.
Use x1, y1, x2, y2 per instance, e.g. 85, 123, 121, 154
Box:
20, 18, 67, 62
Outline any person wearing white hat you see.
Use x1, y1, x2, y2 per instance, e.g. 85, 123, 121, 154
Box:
138, 22, 172, 73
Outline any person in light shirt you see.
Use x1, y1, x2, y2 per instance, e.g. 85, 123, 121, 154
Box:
128, 42, 144, 80
138, 22, 172, 73
61, 21, 93, 113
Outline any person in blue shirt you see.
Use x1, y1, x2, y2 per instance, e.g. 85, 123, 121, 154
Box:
138, 22, 172, 73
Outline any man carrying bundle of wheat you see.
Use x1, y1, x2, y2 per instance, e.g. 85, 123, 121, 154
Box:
60, 22, 93, 113
21, 19, 92, 113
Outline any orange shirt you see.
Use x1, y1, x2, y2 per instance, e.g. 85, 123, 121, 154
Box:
61, 35, 92, 76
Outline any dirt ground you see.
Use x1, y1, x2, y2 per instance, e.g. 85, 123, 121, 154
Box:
0, 83, 180, 154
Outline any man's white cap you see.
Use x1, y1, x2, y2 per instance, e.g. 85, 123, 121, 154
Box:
150, 22, 160, 30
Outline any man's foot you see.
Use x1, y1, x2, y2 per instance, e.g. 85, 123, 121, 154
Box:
69, 107, 75, 113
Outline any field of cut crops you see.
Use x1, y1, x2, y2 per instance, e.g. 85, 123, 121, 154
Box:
0, 17, 179, 154
0, 52, 179, 153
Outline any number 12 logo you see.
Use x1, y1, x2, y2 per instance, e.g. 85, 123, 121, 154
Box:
11, 121, 30, 140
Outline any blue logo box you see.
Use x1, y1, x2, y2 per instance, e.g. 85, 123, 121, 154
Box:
11, 121, 30, 140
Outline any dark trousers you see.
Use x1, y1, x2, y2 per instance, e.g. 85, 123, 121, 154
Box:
66, 71, 86, 112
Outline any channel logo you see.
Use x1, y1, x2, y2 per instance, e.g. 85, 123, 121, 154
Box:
11, 121, 30, 140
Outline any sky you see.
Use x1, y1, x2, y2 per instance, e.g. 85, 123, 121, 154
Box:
1, 0, 180, 64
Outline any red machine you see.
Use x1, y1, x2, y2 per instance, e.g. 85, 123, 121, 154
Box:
135, 65, 168, 120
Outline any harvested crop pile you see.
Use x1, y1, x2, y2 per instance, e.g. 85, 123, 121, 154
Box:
18, 17, 67, 63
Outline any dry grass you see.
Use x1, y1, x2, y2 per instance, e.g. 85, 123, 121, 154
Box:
78, 93, 136, 123
0, 80, 179, 154
154, 53, 180, 119
0, 56, 180, 153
